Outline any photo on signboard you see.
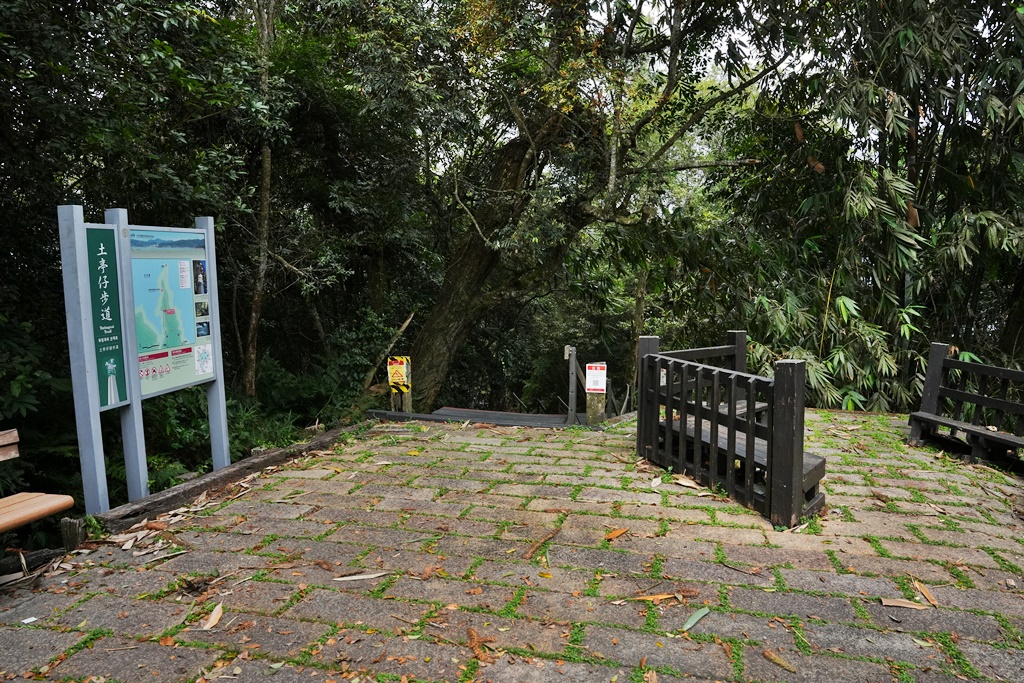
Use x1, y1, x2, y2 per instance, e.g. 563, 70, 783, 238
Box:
196, 321, 210, 337
195, 300, 209, 317
192, 259, 208, 294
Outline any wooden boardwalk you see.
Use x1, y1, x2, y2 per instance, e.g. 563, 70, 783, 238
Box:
368, 406, 588, 428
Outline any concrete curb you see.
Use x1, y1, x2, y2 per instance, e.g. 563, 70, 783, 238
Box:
95, 419, 375, 533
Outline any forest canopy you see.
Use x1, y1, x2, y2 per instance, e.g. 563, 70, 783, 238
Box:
1, 0, 1022, 521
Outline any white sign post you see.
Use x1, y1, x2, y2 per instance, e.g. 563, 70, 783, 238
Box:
585, 362, 607, 425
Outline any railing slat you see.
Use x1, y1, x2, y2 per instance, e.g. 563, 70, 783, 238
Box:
709, 369, 720, 489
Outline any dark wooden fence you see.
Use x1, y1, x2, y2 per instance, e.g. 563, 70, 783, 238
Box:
636, 332, 825, 528
909, 342, 1024, 461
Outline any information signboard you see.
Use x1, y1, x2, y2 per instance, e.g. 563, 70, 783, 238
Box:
129, 229, 215, 397
86, 227, 129, 410
586, 363, 607, 394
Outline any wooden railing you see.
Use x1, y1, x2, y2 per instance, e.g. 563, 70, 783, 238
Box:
636, 332, 825, 527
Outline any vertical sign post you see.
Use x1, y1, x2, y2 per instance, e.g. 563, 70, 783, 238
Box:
60, 205, 131, 513
586, 362, 607, 426
109, 208, 149, 500
388, 356, 412, 413
196, 216, 231, 470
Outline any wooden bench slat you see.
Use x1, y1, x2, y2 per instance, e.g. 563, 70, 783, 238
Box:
944, 358, 1024, 382
0, 493, 75, 533
661, 418, 825, 491
0, 429, 18, 447
938, 387, 1024, 417
0, 443, 18, 462
910, 412, 1024, 447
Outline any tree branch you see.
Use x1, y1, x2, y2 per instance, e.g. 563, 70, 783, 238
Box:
620, 158, 760, 175
635, 55, 789, 174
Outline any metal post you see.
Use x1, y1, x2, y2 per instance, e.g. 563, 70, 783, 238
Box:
566, 346, 578, 426
58, 205, 110, 514
770, 360, 805, 528
196, 216, 231, 470
108, 208, 149, 501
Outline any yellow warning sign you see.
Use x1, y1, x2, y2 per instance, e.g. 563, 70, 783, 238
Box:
388, 356, 410, 393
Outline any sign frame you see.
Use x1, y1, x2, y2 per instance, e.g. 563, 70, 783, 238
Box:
60, 206, 230, 514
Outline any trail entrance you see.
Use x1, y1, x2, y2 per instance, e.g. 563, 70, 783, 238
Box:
368, 345, 626, 428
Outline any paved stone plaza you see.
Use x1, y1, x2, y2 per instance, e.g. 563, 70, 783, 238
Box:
2, 411, 1024, 682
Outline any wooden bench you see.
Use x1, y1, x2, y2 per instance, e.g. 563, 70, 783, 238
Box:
637, 332, 825, 528
0, 430, 75, 534
908, 343, 1024, 462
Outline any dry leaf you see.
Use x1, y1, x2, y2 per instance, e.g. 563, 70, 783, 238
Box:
466, 587, 483, 595
671, 474, 701, 490
201, 602, 224, 630
914, 580, 939, 607
158, 636, 175, 646
763, 649, 797, 672
605, 528, 629, 541
332, 572, 389, 582
650, 477, 662, 489
880, 598, 929, 610
642, 670, 658, 683
807, 155, 825, 174
632, 594, 677, 603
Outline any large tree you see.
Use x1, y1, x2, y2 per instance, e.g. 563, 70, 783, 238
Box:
409, 0, 804, 408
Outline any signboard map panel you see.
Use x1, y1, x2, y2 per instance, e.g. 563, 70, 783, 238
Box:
130, 229, 215, 396
86, 226, 129, 410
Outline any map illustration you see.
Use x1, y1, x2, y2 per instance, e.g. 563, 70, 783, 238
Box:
133, 258, 196, 352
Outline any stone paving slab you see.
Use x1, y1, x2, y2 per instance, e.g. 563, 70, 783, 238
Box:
4, 411, 1024, 681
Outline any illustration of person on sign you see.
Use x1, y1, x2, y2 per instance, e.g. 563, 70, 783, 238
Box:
104, 357, 120, 405
193, 259, 208, 295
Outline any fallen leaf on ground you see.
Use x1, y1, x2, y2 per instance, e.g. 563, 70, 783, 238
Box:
680, 606, 710, 631
642, 670, 658, 683
650, 477, 662, 489
631, 594, 677, 603
671, 475, 701, 490
913, 580, 939, 607
763, 649, 797, 672
158, 636, 175, 646
332, 572, 389, 582
880, 598, 930, 610
605, 528, 629, 541
201, 602, 223, 630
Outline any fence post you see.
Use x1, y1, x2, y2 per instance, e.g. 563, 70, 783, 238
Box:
920, 342, 950, 415
566, 346, 578, 426
727, 330, 747, 373
770, 360, 805, 528
909, 342, 950, 444
636, 336, 659, 458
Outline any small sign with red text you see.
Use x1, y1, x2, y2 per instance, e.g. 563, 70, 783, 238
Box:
586, 363, 607, 394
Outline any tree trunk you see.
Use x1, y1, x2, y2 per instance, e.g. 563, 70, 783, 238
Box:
411, 138, 537, 409
628, 264, 648, 400
999, 264, 1024, 357
242, 0, 275, 397
243, 140, 271, 396
410, 233, 500, 409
